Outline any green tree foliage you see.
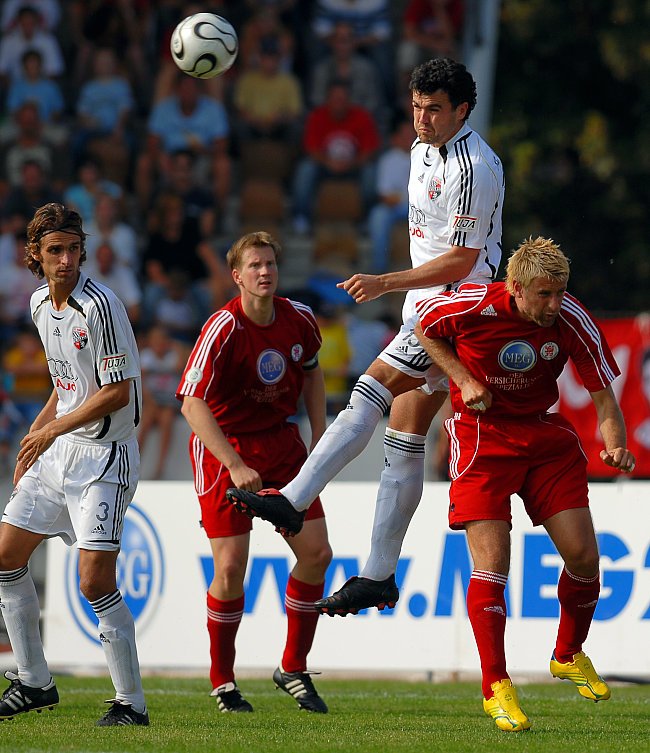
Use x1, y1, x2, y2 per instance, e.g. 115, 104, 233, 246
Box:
492, 0, 650, 311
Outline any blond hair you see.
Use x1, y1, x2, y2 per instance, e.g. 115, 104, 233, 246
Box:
226, 231, 282, 271
505, 237, 570, 294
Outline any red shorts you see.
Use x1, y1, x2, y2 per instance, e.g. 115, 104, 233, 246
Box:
444, 412, 589, 529
189, 422, 325, 538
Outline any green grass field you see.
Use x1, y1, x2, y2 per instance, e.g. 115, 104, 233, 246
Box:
1, 676, 649, 753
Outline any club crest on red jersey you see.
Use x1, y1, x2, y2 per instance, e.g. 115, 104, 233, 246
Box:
257, 349, 286, 384
291, 344, 303, 362
540, 341, 559, 360
72, 327, 88, 350
428, 176, 442, 200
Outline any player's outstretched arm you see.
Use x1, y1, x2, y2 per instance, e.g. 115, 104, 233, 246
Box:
337, 246, 480, 304
591, 386, 636, 473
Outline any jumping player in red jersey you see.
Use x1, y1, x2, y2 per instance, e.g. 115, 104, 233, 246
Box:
176, 232, 331, 713
415, 236, 635, 732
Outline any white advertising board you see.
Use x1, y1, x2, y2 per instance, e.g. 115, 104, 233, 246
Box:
44, 481, 650, 678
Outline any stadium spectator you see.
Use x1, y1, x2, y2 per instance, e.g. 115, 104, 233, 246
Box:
138, 325, 188, 480
84, 241, 141, 325
1, 161, 60, 234
415, 236, 633, 730
73, 46, 135, 169
309, 21, 386, 133
1, 0, 61, 33
233, 34, 303, 146
0, 103, 69, 192
158, 150, 219, 240
0, 202, 149, 726
150, 270, 203, 345
0, 4, 64, 83
239, 6, 295, 72
69, 0, 149, 97
5, 50, 66, 143
84, 192, 138, 271
310, 0, 394, 99
177, 231, 331, 714
1, 324, 50, 429
291, 79, 380, 234
398, 0, 462, 74
0, 232, 40, 340
135, 73, 231, 212
367, 117, 412, 272
141, 192, 226, 327
314, 301, 352, 414
63, 156, 122, 225
226, 59, 505, 625
0, 388, 22, 477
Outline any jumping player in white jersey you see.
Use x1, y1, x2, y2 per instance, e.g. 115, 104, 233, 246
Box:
227, 57, 505, 614
0, 203, 148, 726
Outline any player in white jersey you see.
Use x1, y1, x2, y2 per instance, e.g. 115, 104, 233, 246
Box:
0, 203, 148, 726
227, 57, 505, 614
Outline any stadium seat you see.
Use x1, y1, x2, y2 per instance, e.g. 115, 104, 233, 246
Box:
314, 180, 363, 224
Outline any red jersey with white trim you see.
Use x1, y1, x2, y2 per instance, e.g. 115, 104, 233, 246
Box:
417, 282, 620, 420
176, 296, 321, 433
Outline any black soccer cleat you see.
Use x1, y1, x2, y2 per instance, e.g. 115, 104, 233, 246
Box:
273, 667, 328, 713
226, 488, 305, 537
210, 682, 253, 713
314, 574, 399, 616
95, 699, 150, 726
0, 671, 59, 720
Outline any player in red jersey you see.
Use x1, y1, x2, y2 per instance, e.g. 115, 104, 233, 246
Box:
416, 237, 635, 732
176, 232, 331, 713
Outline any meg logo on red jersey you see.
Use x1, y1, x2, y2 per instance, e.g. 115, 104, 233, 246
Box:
498, 341, 537, 372
257, 349, 286, 384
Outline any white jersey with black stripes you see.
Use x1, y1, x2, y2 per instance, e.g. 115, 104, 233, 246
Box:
31, 270, 142, 442
403, 122, 505, 326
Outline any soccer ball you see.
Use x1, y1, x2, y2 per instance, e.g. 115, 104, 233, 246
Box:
170, 13, 238, 79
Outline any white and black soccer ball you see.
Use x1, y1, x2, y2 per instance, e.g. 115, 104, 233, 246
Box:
170, 13, 238, 79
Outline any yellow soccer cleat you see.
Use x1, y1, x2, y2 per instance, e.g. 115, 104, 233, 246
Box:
550, 651, 611, 701
483, 679, 531, 732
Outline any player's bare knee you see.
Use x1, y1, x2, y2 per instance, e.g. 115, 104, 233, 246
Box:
564, 547, 599, 578
297, 541, 332, 578
213, 558, 247, 593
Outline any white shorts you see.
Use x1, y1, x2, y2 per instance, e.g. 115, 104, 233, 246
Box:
377, 322, 449, 393
2, 434, 140, 551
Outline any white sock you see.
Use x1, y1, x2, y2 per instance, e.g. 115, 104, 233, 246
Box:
0, 567, 51, 688
90, 591, 146, 713
360, 429, 426, 581
281, 375, 393, 511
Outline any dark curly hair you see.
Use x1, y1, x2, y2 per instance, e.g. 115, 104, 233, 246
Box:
25, 203, 87, 278
409, 57, 477, 119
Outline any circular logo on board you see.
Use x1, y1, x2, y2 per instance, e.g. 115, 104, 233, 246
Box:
65, 504, 165, 644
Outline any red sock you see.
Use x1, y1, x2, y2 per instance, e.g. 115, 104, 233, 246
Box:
281, 575, 324, 673
466, 570, 509, 699
554, 567, 599, 663
207, 592, 244, 689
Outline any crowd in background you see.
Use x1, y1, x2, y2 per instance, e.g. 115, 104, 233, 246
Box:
0, 0, 466, 476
